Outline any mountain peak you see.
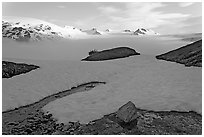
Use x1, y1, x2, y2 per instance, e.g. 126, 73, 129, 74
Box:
134, 28, 160, 35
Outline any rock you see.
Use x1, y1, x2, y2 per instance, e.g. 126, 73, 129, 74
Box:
62, 123, 72, 131
156, 39, 202, 67
100, 123, 123, 135
82, 47, 140, 61
116, 101, 138, 123
2, 61, 40, 78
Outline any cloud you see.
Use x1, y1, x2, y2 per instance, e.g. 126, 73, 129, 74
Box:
72, 2, 194, 34
179, 2, 194, 7
97, 3, 190, 30
98, 6, 120, 14
57, 5, 66, 9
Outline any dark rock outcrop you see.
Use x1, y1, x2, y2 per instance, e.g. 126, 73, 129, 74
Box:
2, 61, 40, 78
82, 47, 140, 61
156, 40, 202, 67
116, 101, 138, 123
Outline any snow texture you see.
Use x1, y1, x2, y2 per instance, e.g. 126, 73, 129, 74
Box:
2, 56, 201, 124
2, 33, 201, 124
2, 16, 89, 40
42, 56, 201, 124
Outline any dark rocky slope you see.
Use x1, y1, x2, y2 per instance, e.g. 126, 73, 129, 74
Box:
82, 47, 140, 61
156, 40, 202, 67
2, 61, 40, 78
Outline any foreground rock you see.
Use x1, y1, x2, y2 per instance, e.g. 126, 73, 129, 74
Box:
82, 47, 140, 61
116, 101, 138, 123
3, 100, 201, 135
2, 61, 40, 78
156, 40, 202, 67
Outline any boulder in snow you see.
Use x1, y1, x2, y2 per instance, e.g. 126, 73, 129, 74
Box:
116, 101, 138, 123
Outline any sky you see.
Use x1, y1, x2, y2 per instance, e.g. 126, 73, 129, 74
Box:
2, 2, 202, 34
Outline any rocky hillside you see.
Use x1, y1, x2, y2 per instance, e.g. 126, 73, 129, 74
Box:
156, 40, 202, 67
82, 47, 140, 61
2, 61, 40, 78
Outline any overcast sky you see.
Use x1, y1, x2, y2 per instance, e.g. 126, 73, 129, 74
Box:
2, 2, 202, 34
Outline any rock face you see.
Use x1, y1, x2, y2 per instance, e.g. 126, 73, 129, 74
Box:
116, 101, 138, 123
156, 39, 202, 67
2, 61, 40, 78
82, 47, 140, 61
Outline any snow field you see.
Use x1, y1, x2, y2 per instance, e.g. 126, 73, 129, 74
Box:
42, 56, 201, 124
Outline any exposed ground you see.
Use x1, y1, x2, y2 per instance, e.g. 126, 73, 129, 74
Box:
156, 40, 202, 67
82, 47, 140, 61
2, 61, 40, 78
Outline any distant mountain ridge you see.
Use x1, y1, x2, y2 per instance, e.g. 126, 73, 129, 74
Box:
2, 16, 160, 41
82, 28, 102, 35
133, 28, 160, 35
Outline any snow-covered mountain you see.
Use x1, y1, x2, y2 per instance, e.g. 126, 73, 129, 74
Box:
101, 28, 160, 35
2, 20, 65, 41
2, 16, 88, 41
63, 26, 88, 38
133, 28, 160, 35
2, 17, 160, 42
82, 28, 102, 35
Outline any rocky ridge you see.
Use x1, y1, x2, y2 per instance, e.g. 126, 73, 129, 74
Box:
2, 61, 40, 78
82, 47, 140, 61
156, 40, 202, 67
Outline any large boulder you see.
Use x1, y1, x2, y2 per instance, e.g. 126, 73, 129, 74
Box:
82, 47, 140, 61
156, 39, 202, 67
116, 101, 139, 123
